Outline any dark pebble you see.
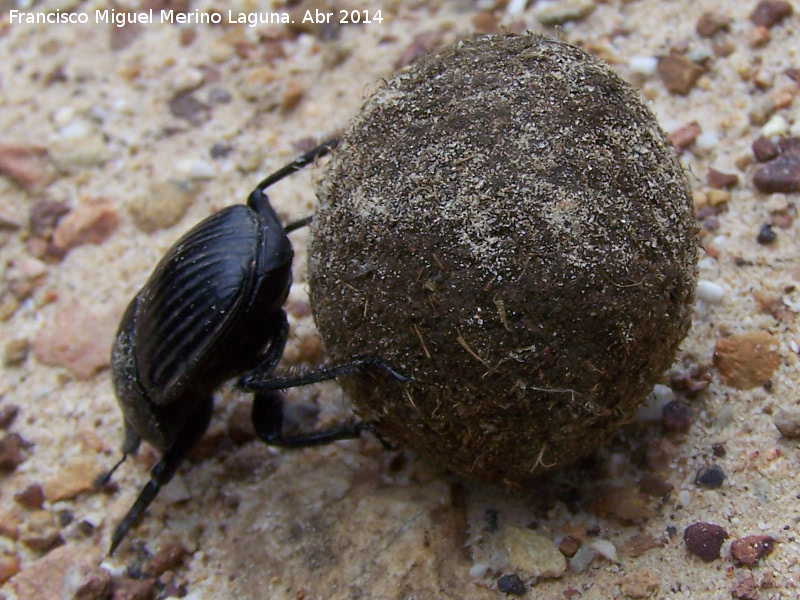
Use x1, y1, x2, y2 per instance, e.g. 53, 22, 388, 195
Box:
753, 153, 800, 193
778, 136, 800, 157
658, 53, 704, 95
731, 573, 759, 600
707, 168, 739, 189
750, 0, 794, 28
731, 534, 775, 565
757, 223, 777, 245
57, 510, 74, 527
0, 433, 29, 473
697, 12, 731, 37
110, 576, 156, 600
695, 464, 726, 489
0, 404, 19, 429
168, 91, 210, 125
209, 143, 232, 159
712, 443, 726, 457
14, 483, 44, 509
752, 136, 779, 162
29, 200, 70, 239
684, 522, 728, 561
145, 542, 187, 577
498, 573, 526, 596
663, 400, 693, 432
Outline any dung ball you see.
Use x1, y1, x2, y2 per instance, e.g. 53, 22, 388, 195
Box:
309, 34, 697, 485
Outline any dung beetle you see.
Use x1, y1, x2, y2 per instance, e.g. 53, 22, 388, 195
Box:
100, 139, 407, 554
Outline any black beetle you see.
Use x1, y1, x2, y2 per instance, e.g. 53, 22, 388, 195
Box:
101, 140, 406, 554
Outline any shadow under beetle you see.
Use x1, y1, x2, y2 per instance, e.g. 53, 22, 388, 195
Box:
100, 139, 407, 554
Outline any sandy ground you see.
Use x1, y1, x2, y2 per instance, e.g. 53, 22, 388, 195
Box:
1, 0, 799, 599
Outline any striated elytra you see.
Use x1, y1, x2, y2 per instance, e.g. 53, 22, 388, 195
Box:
310, 33, 698, 485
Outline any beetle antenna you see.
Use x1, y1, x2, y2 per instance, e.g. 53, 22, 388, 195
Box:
284, 215, 313, 233
93, 453, 128, 488
254, 137, 339, 192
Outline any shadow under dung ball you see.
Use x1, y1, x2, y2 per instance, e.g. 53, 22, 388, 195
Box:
310, 34, 697, 485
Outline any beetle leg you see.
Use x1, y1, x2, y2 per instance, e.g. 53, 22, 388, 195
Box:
240, 357, 408, 391
251, 390, 392, 449
251, 138, 339, 194
109, 397, 213, 555
94, 420, 142, 487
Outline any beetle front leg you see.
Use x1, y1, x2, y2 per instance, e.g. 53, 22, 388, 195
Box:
251, 390, 392, 449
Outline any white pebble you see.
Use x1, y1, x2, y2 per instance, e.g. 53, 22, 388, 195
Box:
762, 114, 789, 137
569, 545, 596, 573
588, 539, 619, 563
628, 56, 658, 76
635, 383, 674, 421
696, 131, 719, 151
678, 490, 691, 507
506, 0, 529, 14
171, 68, 205, 94
697, 280, 725, 304
469, 562, 490, 578
176, 157, 216, 180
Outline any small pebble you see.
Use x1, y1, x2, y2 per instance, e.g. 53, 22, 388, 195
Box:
753, 153, 800, 193
713, 332, 780, 389
0, 432, 29, 472
752, 136, 779, 162
145, 542, 187, 576
712, 443, 727, 457
497, 573, 526, 595
49, 133, 110, 173
762, 114, 790, 138
731, 535, 775, 566
696, 11, 731, 37
757, 223, 777, 245
280, 80, 306, 113
749, 97, 777, 126
0, 404, 19, 429
0, 553, 20, 584
62, 563, 112, 600
707, 168, 738, 189
697, 280, 725, 304
51, 199, 118, 254
773, 405, 800, 438
663, 400, 693, 432
668, 122, 701, 151
32, 302, 118, 380
658, 53, 704, 95
14, 483, 45, 509
44, 456, 101, 502
0, 144, 56, 192
731, 573, 759, 600
750, 0, 794, 28
109, 576, 156, 600
168, 91, 210, 125
11, 546, 99, 600
684, 522, 728, 562
619, 570, 660, 598
534, 0, 595, 26
695, 464, 726, 489
19, 510, 62, 552
628, 56, 658, 76
4, 337, 29, 366
128, 180, 197, 233
504, 526, 567, 579
558, 535, 580, 557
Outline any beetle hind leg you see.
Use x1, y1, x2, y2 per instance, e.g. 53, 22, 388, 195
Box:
252, 390, 393, 450
109, 398, 213, 555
